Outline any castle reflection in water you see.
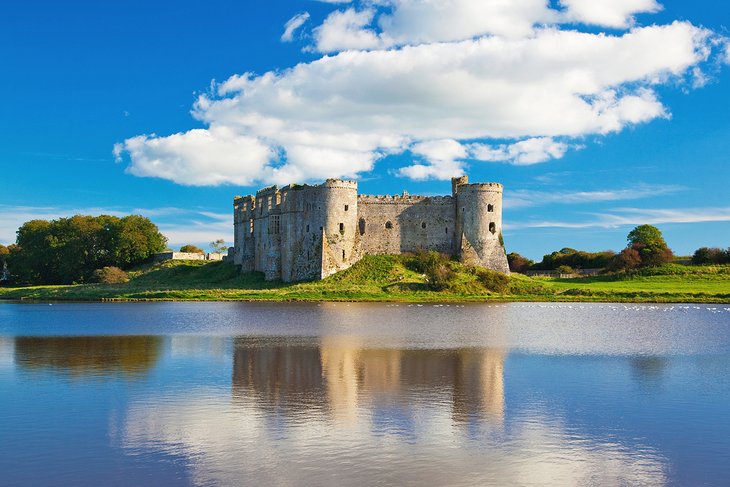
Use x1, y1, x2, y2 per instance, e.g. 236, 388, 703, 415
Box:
11, 334, 507, 425
232, 338, 506, 425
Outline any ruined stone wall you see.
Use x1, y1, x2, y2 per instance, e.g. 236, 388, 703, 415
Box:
357, 195, 456, 255
233, 195, 255, 271
252, 186, 282, 280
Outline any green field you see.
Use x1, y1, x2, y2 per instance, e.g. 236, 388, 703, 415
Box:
1, 257, 729, 303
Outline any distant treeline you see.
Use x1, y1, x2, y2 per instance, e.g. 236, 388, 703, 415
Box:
508, 225, 728, 274
1, 215, 167, 285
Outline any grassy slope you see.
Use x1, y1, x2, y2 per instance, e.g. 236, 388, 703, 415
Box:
1, 257, 729, 303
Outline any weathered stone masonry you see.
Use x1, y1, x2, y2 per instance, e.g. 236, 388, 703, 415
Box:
233, 176, 509, 282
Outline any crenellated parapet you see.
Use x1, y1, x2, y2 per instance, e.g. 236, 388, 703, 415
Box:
358, 194, 454, 205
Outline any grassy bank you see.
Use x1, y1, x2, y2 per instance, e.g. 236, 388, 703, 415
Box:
1, 257, 729, 303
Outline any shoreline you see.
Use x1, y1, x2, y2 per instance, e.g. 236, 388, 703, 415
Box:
2, 292, 728, 305
2, 258, 728, 305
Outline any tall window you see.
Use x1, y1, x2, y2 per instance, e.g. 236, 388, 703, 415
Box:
359, 218, 366, 236
339, 222, 345, 234
344, 205, 349, 211
489, 222, 496, 234
270, 215, 280, 235
488, 204, 494, 212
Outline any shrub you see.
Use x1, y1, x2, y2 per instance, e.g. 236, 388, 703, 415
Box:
409, 250, 456, 291
473, 267, 509, 293
92, 266, 129, 284
556, 265, 574, 275
180, 245, 204, 254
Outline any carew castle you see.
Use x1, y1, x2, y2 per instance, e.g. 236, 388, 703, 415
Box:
232, 176, 509, 282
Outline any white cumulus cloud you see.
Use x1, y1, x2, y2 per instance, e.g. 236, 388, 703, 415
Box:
281, 12, 310, 42
399, 139, 467, 180
470, 138, 573, 165
115, 1, 727, 186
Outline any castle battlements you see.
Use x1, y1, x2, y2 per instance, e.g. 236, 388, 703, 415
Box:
232, 175, 509, 282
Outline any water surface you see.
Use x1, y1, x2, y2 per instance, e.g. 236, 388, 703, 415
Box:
1, 302, 729, 486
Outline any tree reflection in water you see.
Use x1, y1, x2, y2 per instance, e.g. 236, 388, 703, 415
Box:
14, 336, 163, 377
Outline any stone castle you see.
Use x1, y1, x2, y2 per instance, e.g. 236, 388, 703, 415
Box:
232, 175, 509, 282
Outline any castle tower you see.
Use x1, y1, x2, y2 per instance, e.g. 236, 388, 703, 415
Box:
454, 177, 510, 274
318, 179, 359, 279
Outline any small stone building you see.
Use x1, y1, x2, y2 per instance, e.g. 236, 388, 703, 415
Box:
233, 176, 509, 282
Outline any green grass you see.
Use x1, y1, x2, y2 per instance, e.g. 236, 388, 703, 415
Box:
1, 257, 729, 303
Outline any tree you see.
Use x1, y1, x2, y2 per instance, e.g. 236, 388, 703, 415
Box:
180, 244, 204, 254
0, 244, 8, 264
507, 252, 533, 273
7, 215, 167, 285
625, 224, 673, 267
608, 247, 642, 271
210, 239, 228, 254
692, 247, 727, 265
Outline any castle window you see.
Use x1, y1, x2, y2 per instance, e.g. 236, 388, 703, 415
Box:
445, 227, 448, 234
359, 218, 366, 236
421, 222, 427, 229
385, 221, 393, 229
306, 224, 310, 233
489, 222, 496, 235
339, 222, 345, 234
488, 204, 494, 212
344, 205, 349, 211
342, 249, 346, 260
269, 215, 280, 235
249, 219, 254, 234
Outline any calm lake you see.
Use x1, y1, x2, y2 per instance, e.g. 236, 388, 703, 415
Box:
1, 302, 729, 486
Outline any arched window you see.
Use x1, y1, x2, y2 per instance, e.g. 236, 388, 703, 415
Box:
488, 204, 494, 212
358, 218, 366, 236
385, 221, 393, 229
489, 222, 496, 234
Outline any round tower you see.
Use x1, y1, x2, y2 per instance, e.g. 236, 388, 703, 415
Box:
455, 182, 510, 274
319, 179, 359, 278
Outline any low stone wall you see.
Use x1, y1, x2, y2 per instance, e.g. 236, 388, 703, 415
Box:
154, 252, 227, 262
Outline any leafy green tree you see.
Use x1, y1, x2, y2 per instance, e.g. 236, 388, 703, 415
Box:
8, 215, 167, 285
209, 239, 228, 254
180, 244, 204, 254
626, 224, 673, 267
0, 244, 8, 264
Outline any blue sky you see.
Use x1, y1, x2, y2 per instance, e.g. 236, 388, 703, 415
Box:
1, 0, 728, 259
